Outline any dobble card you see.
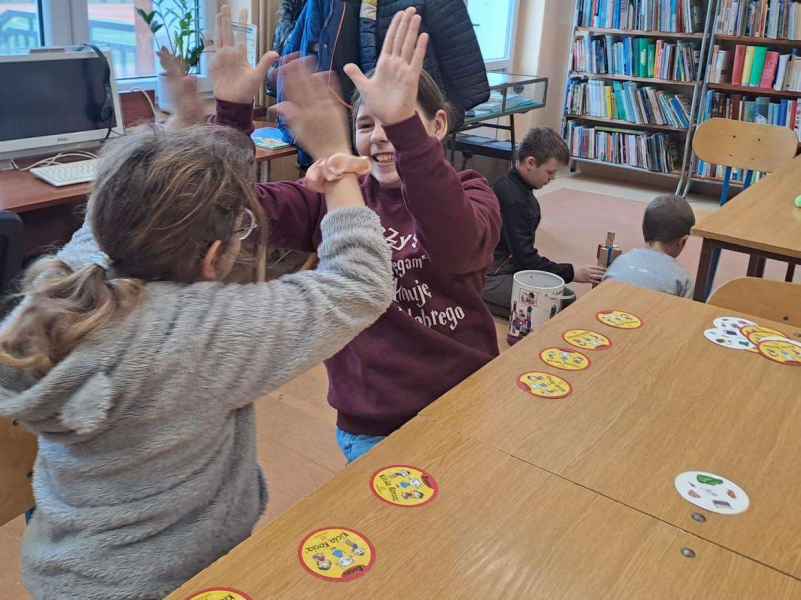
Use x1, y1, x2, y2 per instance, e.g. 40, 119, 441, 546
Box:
517, 371, 572, 399
371, 465, 439, 507
299, 527, 375, 582
758, 338, 801, 366
674, 471, 750, 515
713, 316, 757, 331
704, 328, 757, 352
741, 325, 788, 345
562, 329, 612, 351
184, 589, 253, 600
540, 347, 590, 371
596, 309, 643, 329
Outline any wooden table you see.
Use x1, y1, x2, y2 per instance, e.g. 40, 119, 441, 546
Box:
0, 142, 295, 257
168, 418, 801, 600
692, 155, 801, 300
421, 282, 801, 580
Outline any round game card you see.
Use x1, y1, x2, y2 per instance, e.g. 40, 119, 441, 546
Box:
539, 347, 591, 371
704, 328, 757, 352
596, 309, 643, 329
184, 589, 253, 600
371, 465, 439, 507
758, 338, 801, 366
299, 527, 375, 582
674, 471, 750, 515
713, 316, 757, 331
517, 371, 572, 399
741, 325, 788, 345
562, 329, 612, 351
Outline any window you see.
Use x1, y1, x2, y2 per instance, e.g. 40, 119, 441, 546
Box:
0, 1, 42, 52
1, 0, 215, 88
467, 0, 519, 71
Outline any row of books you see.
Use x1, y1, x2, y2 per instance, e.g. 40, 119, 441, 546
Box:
695, 89, 801, 178
708, 44, 801, 91
716, 0, 801, 39
566, 79, 693, 127
577, 0, 707, 33
565, 123, 682, 173
572, 34, 701, 80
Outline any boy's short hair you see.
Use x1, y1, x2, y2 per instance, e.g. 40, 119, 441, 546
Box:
643, 195, 696, 243
517, 128, 570, 166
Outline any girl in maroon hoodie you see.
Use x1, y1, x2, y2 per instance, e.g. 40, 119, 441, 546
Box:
213, 7, 500, 461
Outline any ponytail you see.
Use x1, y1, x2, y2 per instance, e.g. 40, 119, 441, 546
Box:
0, 258, 143, 377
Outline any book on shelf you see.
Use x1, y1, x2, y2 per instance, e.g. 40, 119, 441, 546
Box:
717, 0, 801, 40
695, 87, 801, 179
708, 43, 801, 90
565, 79, 693, 127
564, 121, 682, 173
577, 0, 708, 32
572, 33, 701, 80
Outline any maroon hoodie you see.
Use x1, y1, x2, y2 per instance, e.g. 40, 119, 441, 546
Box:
217, 100, 501, 436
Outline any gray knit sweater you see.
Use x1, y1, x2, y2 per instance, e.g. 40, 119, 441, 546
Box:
0, 207, 392, 600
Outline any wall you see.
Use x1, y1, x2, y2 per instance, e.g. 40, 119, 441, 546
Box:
513, 0, 576, 135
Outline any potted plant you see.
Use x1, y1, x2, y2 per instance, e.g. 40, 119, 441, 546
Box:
137, 0, 205, 110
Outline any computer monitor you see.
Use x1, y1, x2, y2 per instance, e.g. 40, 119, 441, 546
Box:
0, 46, 124, 160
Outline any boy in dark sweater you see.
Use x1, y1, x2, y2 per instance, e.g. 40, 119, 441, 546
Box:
482, 128, 605, 318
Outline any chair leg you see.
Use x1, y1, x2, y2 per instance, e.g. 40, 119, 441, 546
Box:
746, 255, 767, 278
786, 262, 797, 283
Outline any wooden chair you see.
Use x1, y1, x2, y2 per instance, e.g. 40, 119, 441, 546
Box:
692, 118, 799, 294
708, 277, 801, 328
0, 417, 37, 527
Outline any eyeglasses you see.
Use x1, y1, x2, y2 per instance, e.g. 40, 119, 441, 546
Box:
233, 208, 257, 241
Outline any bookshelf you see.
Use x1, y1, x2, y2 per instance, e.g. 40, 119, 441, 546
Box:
678, 0, 801, 195
563, 1, 716, 182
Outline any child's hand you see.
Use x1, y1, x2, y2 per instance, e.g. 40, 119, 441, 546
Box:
272, 58, 352, 160
575, 265, 606, 284
344, 7, 429, 126
211, 4, 279, 104
158, 48, 208, 128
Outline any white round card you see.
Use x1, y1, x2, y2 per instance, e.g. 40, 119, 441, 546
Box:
713, 316, 757, 330
674, 471, 750, 515
704, 328, 757, 352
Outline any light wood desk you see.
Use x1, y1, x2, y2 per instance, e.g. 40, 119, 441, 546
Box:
421, 282, 801, 580
169, 419, 801, 599
0, 139, 295, 257
692, 155, 801, 300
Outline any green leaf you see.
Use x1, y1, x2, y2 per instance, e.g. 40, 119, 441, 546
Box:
697, 474, 724, 486
136, 8, 155, 24
151, 23, 163, 35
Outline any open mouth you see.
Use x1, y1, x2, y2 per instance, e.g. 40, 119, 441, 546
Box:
371, 152, 396, 165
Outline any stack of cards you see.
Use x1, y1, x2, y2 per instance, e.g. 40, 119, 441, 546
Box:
704, 316, 801, 366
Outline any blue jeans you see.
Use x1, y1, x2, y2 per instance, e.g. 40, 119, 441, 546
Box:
336, 428, 385, 463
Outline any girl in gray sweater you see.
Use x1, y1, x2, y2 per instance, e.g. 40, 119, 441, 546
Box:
0, 52, 392, 599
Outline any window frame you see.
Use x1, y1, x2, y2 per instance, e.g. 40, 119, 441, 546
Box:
37, 0, 216, 91
467, 0, 520, 72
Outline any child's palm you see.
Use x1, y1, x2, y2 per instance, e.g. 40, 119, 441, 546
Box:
345, 9, 429, 125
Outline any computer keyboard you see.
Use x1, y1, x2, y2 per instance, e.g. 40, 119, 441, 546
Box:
30, 159, 97, 187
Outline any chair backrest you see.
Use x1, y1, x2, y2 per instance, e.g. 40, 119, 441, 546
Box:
692, 118, 798, 173
0, 211, 23, 294
708, 277, 801, 328
0, 417, 37, 527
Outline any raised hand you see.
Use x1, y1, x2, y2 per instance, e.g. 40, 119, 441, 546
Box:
211, 3, 278, 104
272, 58, 352, 161
343, 7, 428, 126
157, 47, 207, 128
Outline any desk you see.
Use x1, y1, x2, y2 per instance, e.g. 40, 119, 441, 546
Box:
448, 73, 548, 167
692, 155, 801, 300
0, 140, 295, 257
169, 418, 801, 599
422, 283, 801, 579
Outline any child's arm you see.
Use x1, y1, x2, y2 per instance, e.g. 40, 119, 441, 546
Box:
183, 205, 392, 410
345, 8, 500, 275
387, 115, 500, 274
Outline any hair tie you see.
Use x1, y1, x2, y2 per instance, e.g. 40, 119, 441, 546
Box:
303, 154, 371, 193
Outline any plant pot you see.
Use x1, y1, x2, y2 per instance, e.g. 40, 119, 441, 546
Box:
155, 73, 174, 113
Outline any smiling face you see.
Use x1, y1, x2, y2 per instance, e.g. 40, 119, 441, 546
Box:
354, 101, 448, 188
